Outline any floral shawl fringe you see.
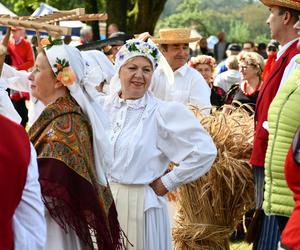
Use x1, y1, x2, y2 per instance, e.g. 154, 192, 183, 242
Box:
29, 96, 123, 250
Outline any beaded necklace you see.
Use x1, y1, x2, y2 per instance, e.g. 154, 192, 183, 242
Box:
242, 81, 261, 96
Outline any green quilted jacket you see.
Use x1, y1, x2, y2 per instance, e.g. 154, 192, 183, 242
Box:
263, 61, 300, 217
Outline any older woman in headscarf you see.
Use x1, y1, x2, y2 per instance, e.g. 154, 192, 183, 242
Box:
101, 39, 217, 250
27, 38, 122, 250
0, 48, 115, 126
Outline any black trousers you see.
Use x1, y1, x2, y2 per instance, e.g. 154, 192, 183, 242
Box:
13, 98, 28, 127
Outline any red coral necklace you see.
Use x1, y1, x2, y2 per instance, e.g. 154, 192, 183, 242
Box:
242, 81, 261, 96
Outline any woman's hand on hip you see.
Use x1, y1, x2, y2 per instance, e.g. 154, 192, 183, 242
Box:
149, 178, 168, 196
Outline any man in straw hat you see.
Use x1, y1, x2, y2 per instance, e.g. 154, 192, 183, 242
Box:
250, 0, 300, 249
150, 28, 211, 114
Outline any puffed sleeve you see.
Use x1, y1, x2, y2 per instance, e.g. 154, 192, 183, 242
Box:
1, 63, 31, 92
157, 102, 217, 191
13, 144, 46, 250
189, 74, 211, 115
0, 82, 21, 123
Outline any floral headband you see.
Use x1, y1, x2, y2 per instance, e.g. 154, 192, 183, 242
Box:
40, 37, 77, 86
238, 52, 264, 71
189, 55, 216, 68
115, 39, 160, 71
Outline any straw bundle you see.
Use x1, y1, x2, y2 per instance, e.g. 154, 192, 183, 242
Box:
173, 104, 255, 250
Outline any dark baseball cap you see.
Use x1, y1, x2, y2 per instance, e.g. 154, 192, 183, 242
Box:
267, 40, 279, 49
227, 43, 242, 52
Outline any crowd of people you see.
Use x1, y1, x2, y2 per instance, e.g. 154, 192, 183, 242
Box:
1, 0, 300, 250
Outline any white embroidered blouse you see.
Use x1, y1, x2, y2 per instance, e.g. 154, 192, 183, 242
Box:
101, 91, 217, 191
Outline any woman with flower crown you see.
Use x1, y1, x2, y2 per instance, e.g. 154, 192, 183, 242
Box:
189, 54, 227, 106
100, 39, 217, 249
27, 37, 122, 250
225, 51, 265, 112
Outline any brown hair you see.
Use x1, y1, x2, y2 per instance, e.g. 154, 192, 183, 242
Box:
159, 44, 169, 51
278, 6, 300, 24
226, 56, 239, 70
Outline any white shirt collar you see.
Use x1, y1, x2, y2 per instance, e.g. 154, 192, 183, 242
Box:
276, 38, 298, 61
174, 63, 188, 77
112, 91, 148, 109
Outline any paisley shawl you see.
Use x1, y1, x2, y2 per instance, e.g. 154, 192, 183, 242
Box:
29, 95, 122, 250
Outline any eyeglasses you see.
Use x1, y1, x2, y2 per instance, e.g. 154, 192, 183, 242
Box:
239, 64, 257, 71
240, 65, 251, 70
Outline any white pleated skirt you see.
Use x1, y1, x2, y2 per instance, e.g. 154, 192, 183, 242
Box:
110, 182, 172, 250
44, 210, 90, 250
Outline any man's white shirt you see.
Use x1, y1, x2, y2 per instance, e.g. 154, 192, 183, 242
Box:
150, 63, 211, 115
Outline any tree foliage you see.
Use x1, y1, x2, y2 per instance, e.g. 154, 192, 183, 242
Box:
1, 0, 105, 39
1, 0, 270, 43
2, 0, 167, 37
157, 0, 270, 44
106, 0, 167, 35
1, 0, 94, 15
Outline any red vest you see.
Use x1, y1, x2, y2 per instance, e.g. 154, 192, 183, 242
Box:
250, 41, 299, 166
281, 146, 300, 249
0, 115, 30, 250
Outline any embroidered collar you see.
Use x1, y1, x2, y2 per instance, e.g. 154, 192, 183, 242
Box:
112, 91, 149, 109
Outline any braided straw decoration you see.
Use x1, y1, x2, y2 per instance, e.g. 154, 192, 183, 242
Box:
173, 104, 255, 250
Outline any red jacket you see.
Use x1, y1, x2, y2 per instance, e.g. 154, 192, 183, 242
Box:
250, 41, 299, 166
0, 115, 30, 250
8, 38, 34, 71
7, 38, 34, 101
281, 128, 300, 249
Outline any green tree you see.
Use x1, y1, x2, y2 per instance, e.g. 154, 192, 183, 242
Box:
227, 20, 251, 42
236, 4, 270, 43
1, 0, 105, 40
2, 0, 168, 37
106, 0, 167, 35
160, 0, 182, 18
157, 0, 271, 43
1, 0, 87, 15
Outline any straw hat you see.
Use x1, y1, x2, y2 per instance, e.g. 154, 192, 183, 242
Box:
152, 28, 201, 44
260, 0, 300, 11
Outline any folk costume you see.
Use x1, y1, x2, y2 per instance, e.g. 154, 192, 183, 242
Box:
264, 59, 300, 217
250, 39, 299, 216
250, 39, 299, 168
0, 114, 46, 250
189, 55, 227, 107
28, 39, 122, 250
252, 1, 300, 248
150, 28, 211, 115
103, 39, 217, 250
0, 75, 21, 123
1, 49, 114, 126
